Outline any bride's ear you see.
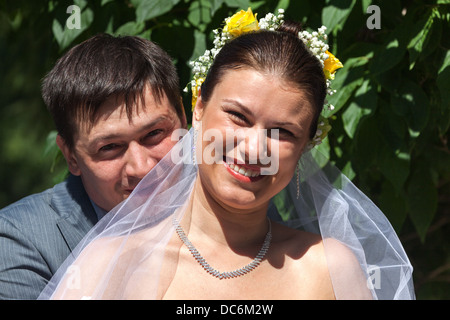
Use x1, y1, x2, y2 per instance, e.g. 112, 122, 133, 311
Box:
193, 88, 204, 129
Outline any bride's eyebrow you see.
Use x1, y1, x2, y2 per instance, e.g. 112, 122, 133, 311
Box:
221, 99, 252, 114
221, 98, 299, 128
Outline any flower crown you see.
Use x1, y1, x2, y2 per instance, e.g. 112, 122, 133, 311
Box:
186, 8, 343, 150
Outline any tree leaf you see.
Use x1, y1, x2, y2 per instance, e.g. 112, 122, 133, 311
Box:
390, 79, 430, 133
379, 103, 408, 152
311, 137, 331, 168
342, 79, 376, 138
190, 29, 207, 62
378, 145, 410, 193
131, 0, 181, 22
321, 0, 357, 32
406, 161, 438, 242
324, 56, 366, 117
407, 10, 434, 70
370, 17, 411, 76
224, 0, 251, 9
436, 50, 450, 133
373, 64, 402, 94
378, 180, 407, 232
370, 38, 406, 76
418, 12, 442, 62
353, 115, 383, 172
43, 130, 59, 159
52, 4, 94, 51
101, 0, 114, 6
210, 0, 225, 16
114, 21, 145, 36
188, 0, 213, 28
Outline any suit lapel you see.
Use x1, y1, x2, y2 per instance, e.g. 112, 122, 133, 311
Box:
51, 175, 98, 251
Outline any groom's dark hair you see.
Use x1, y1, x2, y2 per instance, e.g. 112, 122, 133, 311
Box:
42, 33, 184, 149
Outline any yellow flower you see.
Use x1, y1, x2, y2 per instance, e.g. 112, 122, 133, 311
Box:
223, 8, 259, 37
323, 50, 343, 80
191, 77, 205, 111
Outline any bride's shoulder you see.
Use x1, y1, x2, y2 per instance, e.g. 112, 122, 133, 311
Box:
271, 221, 358, 263
271, 222, 323, 253
272, 223, 372, 299
271, 222, 328, 273
271, 222, 364, 276
270, 222, 335, 298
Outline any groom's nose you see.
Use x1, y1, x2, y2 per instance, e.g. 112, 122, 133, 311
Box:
124, 141, 155, 179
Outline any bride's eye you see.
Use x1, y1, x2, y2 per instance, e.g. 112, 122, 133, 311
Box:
279, 128, 294, 137
269, 128, 295, 139
227, 111, 248, 123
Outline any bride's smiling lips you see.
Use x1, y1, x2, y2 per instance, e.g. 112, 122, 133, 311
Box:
223, 157, 265, 183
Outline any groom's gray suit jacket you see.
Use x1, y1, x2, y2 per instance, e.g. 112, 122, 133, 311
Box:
0, 175, 98, 299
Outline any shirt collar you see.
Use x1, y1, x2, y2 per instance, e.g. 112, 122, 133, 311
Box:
89, 199, 107, 221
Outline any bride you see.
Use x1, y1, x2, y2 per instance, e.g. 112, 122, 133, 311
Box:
39, 9, 415, 300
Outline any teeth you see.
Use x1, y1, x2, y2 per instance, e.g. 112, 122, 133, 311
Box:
227, 163, 260, 177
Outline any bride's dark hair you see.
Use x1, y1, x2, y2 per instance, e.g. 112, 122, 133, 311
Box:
200, 21, 326, 139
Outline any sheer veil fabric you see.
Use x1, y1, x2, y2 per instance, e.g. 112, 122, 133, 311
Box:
38, 129, 415, 300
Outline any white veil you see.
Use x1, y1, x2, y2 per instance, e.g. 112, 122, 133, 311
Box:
38, 129, 415, 300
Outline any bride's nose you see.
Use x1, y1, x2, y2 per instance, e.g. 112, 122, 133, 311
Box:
237, 128, 268, 164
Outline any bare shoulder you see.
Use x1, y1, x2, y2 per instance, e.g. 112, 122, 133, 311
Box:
269, 222, 334, 299
322, 238, 359, 264
320, 238, 373, 299
271, 222, 367, 273
271, 221, 324, 258
269, 222, 373, 299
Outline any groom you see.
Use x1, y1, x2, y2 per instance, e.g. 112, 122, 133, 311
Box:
0, 34, 187, 299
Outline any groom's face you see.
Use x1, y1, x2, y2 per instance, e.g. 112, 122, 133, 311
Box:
57, 87, 186, 212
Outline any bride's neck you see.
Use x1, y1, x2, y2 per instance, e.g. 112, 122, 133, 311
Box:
188, 178, 270, 248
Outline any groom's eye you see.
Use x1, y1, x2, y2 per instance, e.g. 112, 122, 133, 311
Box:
145, 129, 163, 138
99, 143, 121, 152
142, 129, 164, 144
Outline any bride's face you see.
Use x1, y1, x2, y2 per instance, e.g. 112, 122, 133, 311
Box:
193, 68, 315, 212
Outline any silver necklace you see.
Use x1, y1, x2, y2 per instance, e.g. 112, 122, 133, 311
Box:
173, 218, 272, 280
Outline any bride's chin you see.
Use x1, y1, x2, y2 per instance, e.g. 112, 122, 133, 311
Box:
198, 164, 273, 209
210, 183, 266, 210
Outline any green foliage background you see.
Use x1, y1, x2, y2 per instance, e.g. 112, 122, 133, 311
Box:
0, 0, 449, 299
